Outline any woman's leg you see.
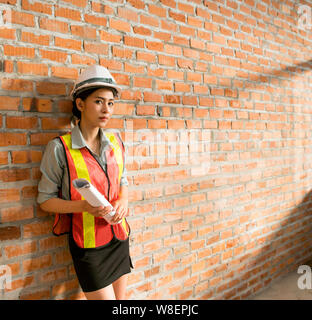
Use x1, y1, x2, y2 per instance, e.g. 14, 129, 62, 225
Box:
84, 284, 116, 300
112, 273, 128, 300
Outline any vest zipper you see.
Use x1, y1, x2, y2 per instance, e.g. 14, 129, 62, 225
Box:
85, 148, 111, 201
102, 152, 110, 201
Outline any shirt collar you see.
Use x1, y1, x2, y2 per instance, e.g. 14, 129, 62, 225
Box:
71, 124, 111, 151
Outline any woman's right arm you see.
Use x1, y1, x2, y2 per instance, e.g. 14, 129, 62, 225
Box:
40, 198, 86, 214
40, 198, 112, 218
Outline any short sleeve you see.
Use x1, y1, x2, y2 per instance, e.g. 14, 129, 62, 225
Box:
37, 138, 65, 204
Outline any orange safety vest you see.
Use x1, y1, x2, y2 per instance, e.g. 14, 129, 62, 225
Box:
52, 131, 130, 248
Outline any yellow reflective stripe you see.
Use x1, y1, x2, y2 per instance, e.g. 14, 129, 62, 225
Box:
122, 218, 129, 236
105, 132, 123, 183
62, 134, 95, 248
105, 133, 129, 236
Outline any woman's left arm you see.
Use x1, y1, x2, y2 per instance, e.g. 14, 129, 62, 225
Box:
111, 185, 129, 223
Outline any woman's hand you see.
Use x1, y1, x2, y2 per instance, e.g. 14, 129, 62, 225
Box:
110, 198, 129, 223
82, 200, 112, 218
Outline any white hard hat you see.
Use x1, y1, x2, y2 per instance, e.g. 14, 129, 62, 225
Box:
70, 65, 122, 100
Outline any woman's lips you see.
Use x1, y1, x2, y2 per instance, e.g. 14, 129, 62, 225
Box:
99, 117, 109, 121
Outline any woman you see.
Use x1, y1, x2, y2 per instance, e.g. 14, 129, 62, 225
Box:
37, 65, 132, 300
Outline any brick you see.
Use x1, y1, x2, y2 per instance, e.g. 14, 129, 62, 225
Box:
99, 59, 122, 72
23, 220, 52, 238
22, 0, 52, 14
0, 133, 27, 146
136, 52, 156, 63
23, 255, 52, 273
55, 5, 81, 21
20, 289, 51, 300
39, 236, 66, 251
22, 186, 38, 199
99, 30, 122, 43
143, 92, 161, 102
1, 78, 33, 91
41, 117, 71, 130
30, 133, 59, 146
39, 18, 68, 33
169, 10, 185, 23
136, 105, 155, 116
118, 7, 138, 22
17, 62, 49, 76
1, 206, 34, 223
148, 4, 167, 17
133, 77, 152, 88
146, 41, 164, 51
156, 80, 173, 91
0, 189, 20, 203
6, 116, 37, 129
0, 96, 20, 110
11, 10, 35, 27
143, 240, 162, 253
124, 63, 145, 74
133, 25, 152, 36
71, 25, 97, 39
39, 49, 68, 63
0, 168, 31, 182
52, 279, 80, 296
39, 267, 67, 283
3, 60, 13, 72
11, 151, 31, 163
34, 99, 53, 112
127, 0, 145, 10
84, 42, 109, 55
0, 226, 21, 241
57, 100, 73, 113
4, 241, 37, 259
0, 152, 8, 165
54, 37, 82, 51
6, 276, 34, 292
36, 82, 66, 95
84, 14, 107, 26
110, 18, 131, 32
112, 47, 132, 60
3, 44, 35, 58
0, 28, 16, 39
21, 32, 50, 46
51, 66, 79, 79
124, 36, 145, 48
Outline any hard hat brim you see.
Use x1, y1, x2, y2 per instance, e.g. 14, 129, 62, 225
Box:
70, 82, 122, 100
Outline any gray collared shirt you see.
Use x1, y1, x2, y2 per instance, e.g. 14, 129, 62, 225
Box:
37, 124, 129, 204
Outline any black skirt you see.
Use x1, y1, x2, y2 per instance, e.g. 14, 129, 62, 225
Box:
68, 233, 133, 293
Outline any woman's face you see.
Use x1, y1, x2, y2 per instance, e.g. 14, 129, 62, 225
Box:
76, 87, 115, 128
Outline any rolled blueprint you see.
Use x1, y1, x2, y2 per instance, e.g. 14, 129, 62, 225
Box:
72, 178, 121, 225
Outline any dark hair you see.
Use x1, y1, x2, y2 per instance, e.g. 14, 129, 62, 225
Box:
72, 86, 117, 120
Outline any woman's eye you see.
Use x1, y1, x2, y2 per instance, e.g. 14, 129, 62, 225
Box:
95, 100, 103, 104
108, 102, 114, 107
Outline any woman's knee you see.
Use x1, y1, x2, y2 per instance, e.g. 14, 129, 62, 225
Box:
84, 284, 116, 300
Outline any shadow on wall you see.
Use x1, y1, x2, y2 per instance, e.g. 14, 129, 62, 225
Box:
206, 58, 312, 299
240, 189, 312, 300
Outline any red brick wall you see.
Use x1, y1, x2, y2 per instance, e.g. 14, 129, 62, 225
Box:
0, 0, 312, 300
